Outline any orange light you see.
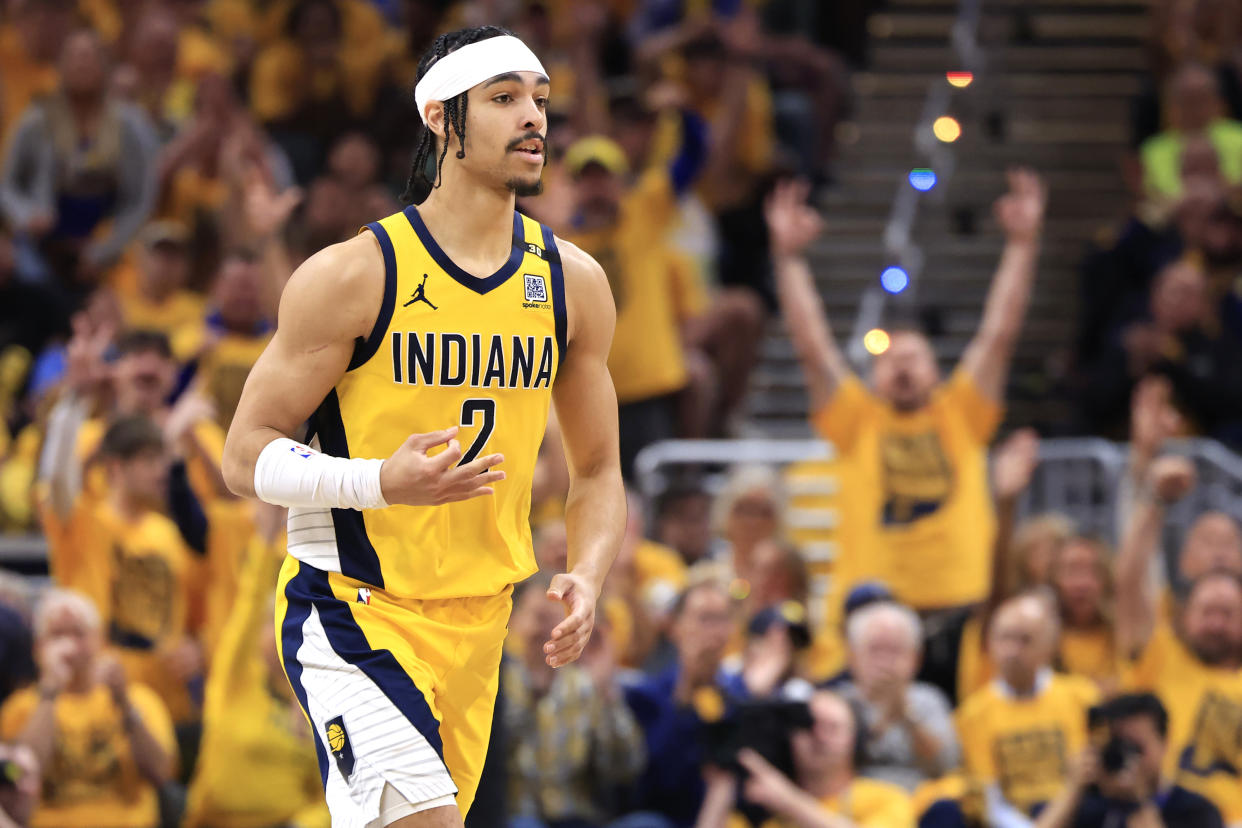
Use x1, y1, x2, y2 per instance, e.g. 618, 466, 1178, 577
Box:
946, 71, 974, 88
933, 116, 962, 142
864, 329, 891, 355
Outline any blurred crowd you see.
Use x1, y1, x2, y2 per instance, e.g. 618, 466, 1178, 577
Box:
0, 1, 1241, 828
1074, 0, 1242, 445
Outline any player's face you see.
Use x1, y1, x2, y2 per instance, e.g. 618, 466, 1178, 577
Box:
461, 71, 549, 196
1182, 577, 1242, 666
872, 331, 939, 411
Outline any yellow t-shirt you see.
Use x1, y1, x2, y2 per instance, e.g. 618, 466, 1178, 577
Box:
564, 170, 706, 404
200, 498, 258, 661
727, 777, 915, 828
955, 673, 1098, 816
1058, 625, 1119, 690
198, 332, 272, 431
1123, 622, 1242, 822
813, 370, 1002, 610
0, 683, 176, 828
956, 614, 993, 702
41, 495, 203, 723
633, 539, 689, 595
185, 534, 328, 828
249, 37, 385, 122
118, 290, 207, 364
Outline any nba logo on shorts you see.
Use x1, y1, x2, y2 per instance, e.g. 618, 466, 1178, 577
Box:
524, 274, 547, 303
357, 588, 371, 605
325, 715, 356, 779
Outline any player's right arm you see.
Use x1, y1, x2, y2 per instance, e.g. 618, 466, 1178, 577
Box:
763, 179, 853, 412
222, 234, 504, 507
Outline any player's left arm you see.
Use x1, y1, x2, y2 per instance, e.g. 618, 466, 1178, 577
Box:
958, 168, 1047, 402
543, 240, 626, 669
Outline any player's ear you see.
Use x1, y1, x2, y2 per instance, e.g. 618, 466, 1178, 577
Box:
425, 101, 447, 141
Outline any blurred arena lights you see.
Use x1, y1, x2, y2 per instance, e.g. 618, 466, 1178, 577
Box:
946, 71, 974, 88
880, 266, 909, 294
864, 329, 891, 355
933, 116, 961, 143
909, 168, 937, 191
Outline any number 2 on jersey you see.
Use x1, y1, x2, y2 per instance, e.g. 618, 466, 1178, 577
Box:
459, 399, 496, 465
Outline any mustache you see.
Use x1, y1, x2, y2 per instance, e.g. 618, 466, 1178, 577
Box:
506, 131, 547, 152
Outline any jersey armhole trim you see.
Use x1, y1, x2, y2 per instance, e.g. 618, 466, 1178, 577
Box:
349, 222, 398, 371
541, 223, 568, 366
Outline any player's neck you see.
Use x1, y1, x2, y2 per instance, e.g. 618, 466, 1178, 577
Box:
417, 174, 517, 277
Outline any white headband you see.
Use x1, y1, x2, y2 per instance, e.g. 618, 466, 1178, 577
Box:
415, 36, 548, 126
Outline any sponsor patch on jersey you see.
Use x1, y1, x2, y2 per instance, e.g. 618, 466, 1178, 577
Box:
524, 273, 548, 304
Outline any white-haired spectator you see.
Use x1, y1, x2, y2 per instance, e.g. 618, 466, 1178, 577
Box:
0, 589, 175, 828
710, 464, 785, 588
836, 602, 959, 792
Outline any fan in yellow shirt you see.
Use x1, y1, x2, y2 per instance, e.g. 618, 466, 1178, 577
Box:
1115, 453, 1242, 823
1049, 536, 1119, 692
0, 589, 176, 828
40, 411, 205, 726
185, 505, 329, 828
765, 172, 1046, 612
696, 691, 914, 828
112, 223, 207, 364
955, 593, 1098, 820
560, 136, 708, 476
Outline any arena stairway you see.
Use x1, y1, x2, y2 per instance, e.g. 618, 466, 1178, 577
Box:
744, 0, 1153, 438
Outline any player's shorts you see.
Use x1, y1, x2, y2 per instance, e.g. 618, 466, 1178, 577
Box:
275, 555, 512, 827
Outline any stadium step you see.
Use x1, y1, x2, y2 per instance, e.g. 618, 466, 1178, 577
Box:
742, 0, 1146, 435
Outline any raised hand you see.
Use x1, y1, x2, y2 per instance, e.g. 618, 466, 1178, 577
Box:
993, 167, 1047, 244
64, 312, 114, 396
992, 427, 1040, 501
1130, 375, 1181, 458
96, 654, 129, 707
1147, 454, 1196, 504
243, 166, 302, 243
379, 427, 504, 506
765, 178, 825, 259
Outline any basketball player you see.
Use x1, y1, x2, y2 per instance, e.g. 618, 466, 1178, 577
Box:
221, 26, 625, 828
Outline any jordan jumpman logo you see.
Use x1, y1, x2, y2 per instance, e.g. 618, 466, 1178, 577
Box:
404, 274, 437, 310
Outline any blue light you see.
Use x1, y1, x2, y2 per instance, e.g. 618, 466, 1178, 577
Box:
881, 266, 909, 294
909, 168, 937, 191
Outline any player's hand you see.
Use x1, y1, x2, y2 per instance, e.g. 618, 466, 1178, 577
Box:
764, 178, 824, 259
544, 572, 598, 668
994, 167, 1047, 244
380, 427, 505, 506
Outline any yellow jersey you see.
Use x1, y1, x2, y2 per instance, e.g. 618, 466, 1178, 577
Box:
813, 369, 1001, 610
1123, 622, 1242, 822
955, 672, 1098, 816
288, 207, 562, 599
0, 683, 176, 828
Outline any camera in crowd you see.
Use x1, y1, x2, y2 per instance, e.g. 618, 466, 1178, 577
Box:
1089, 702, 1143, 774
702, 698, 814, 777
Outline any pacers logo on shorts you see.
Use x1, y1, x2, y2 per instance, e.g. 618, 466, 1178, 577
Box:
325, 715, 356, 779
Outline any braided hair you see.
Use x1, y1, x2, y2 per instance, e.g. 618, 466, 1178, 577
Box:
403, 25, 515, 204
